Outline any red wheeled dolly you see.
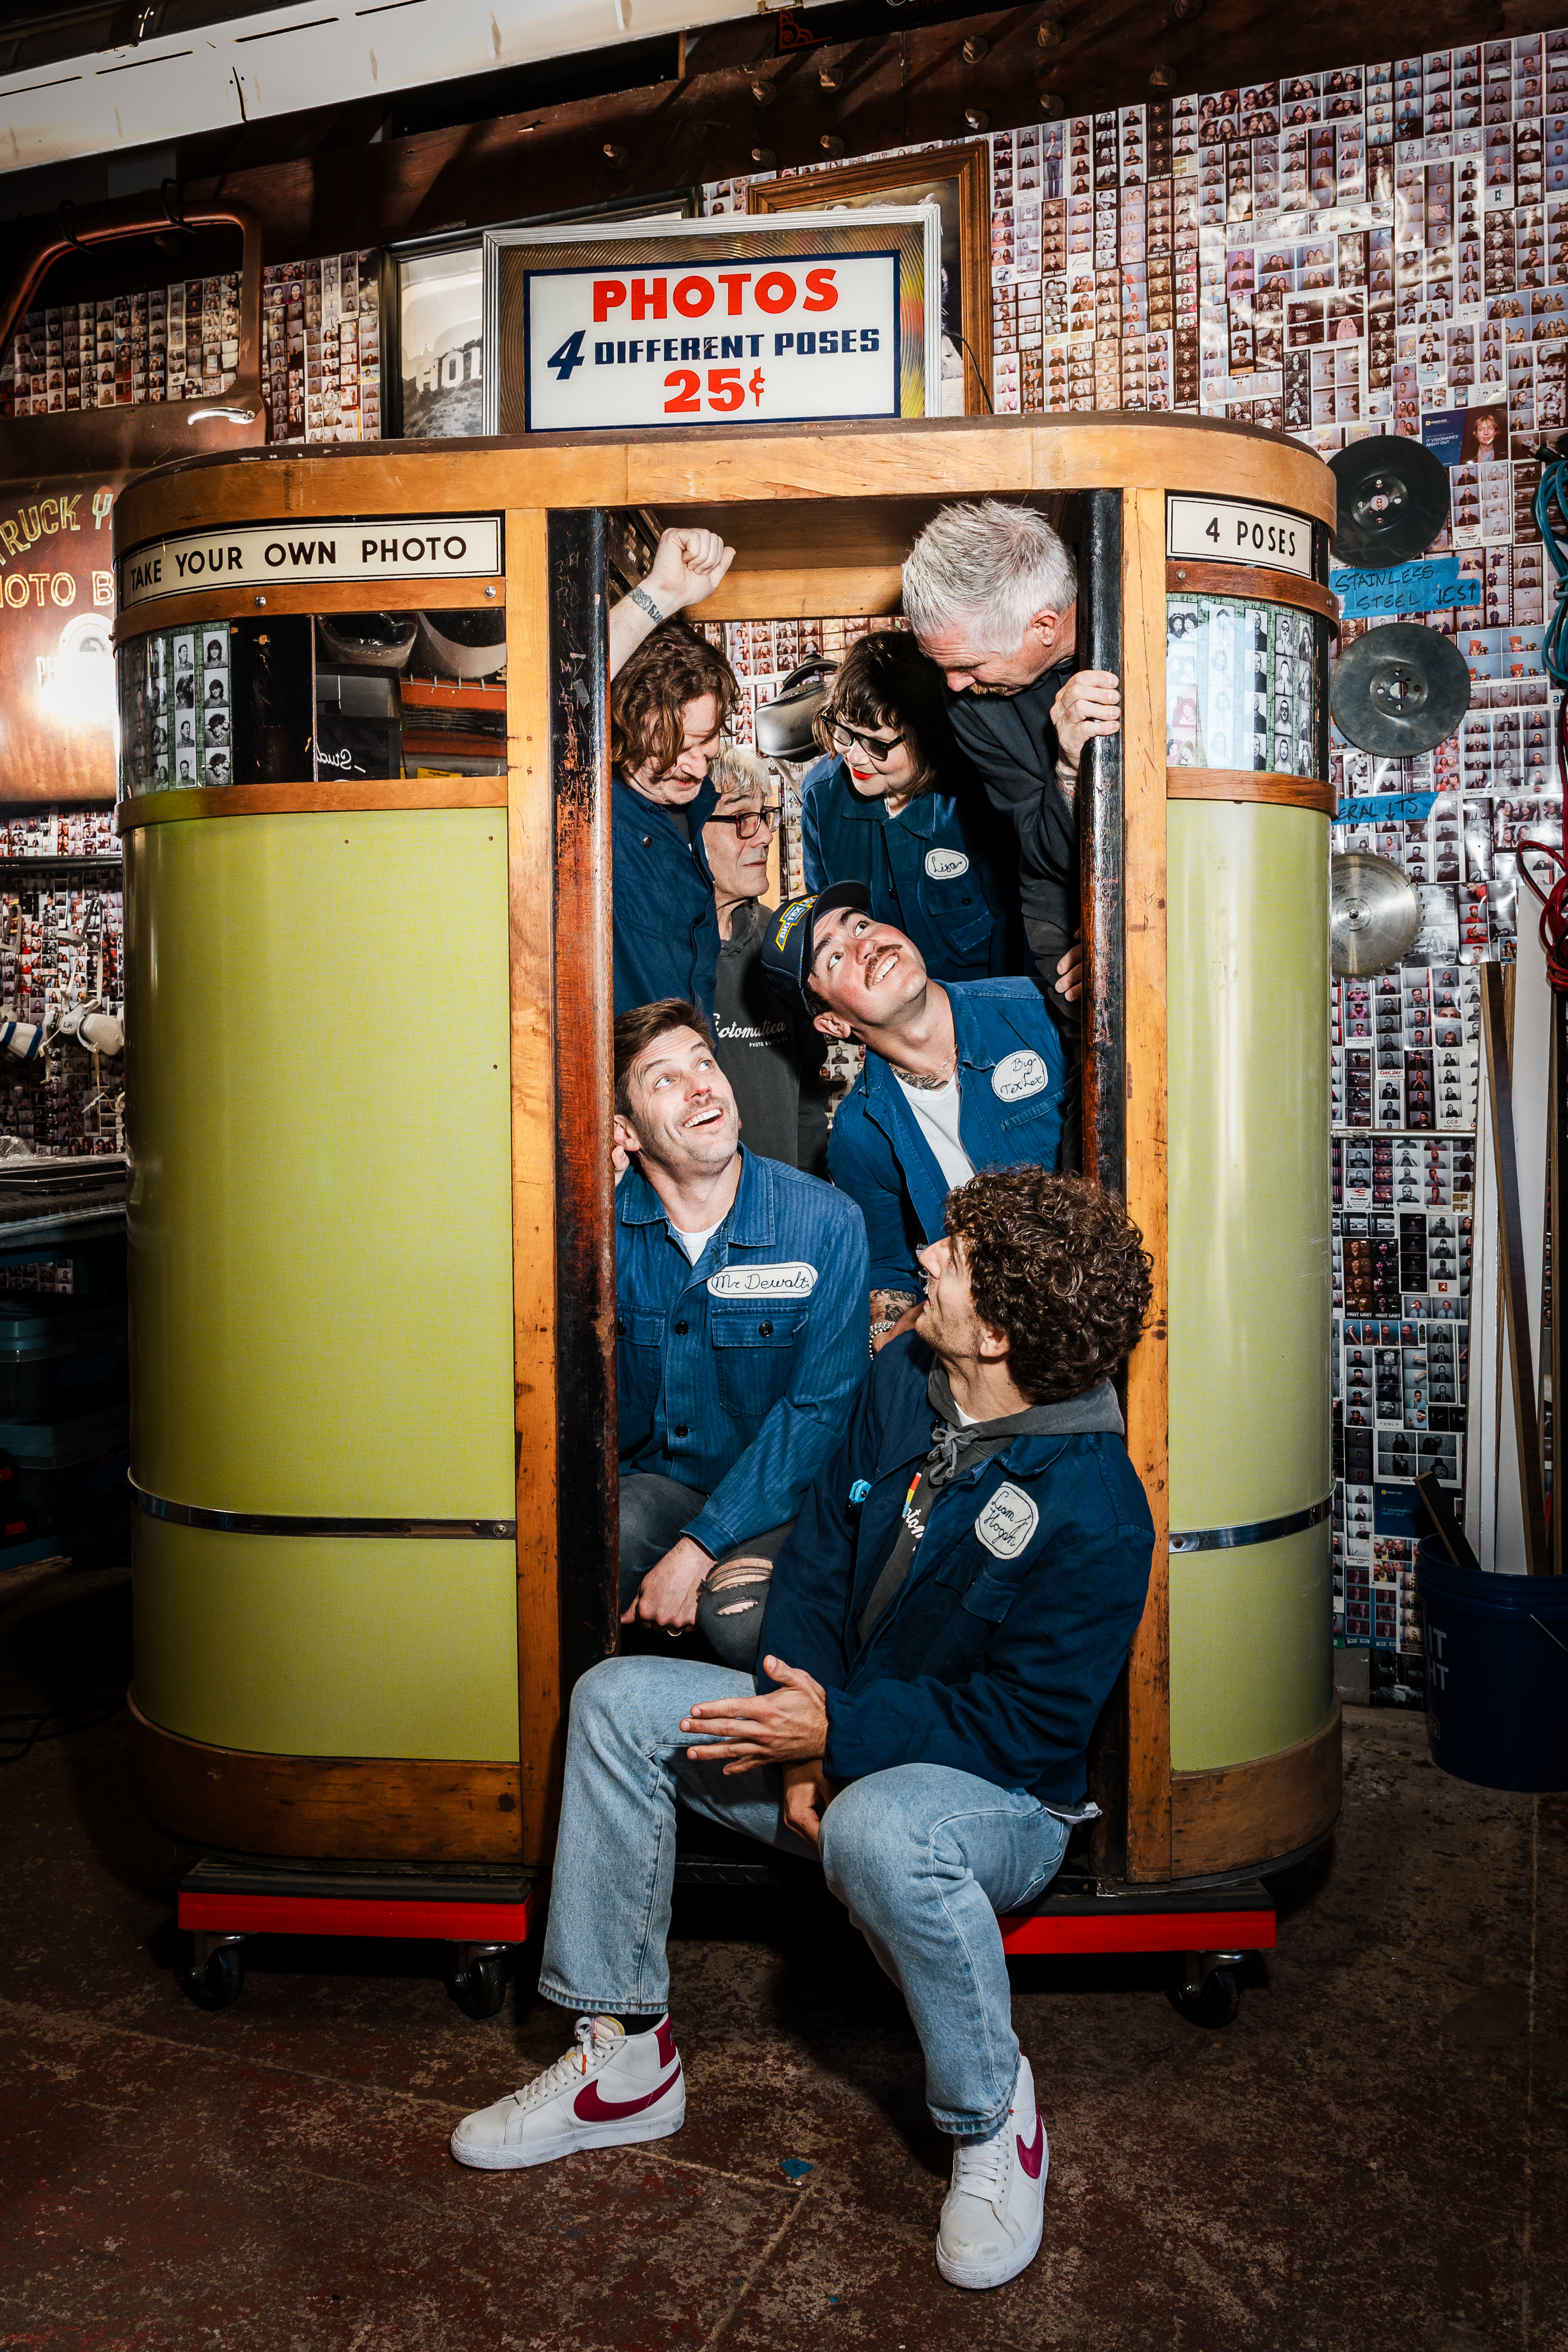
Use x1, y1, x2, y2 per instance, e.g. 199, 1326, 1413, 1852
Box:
998, 1873, 1277, 2028
175, 1847, 1276, 2032
176, 1858, 541, 2016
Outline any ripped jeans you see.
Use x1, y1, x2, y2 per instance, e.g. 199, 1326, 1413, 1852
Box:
536, 1654, 1069, 2138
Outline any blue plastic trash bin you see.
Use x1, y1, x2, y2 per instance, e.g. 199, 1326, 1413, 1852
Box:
1418, 1538, 1568, 1793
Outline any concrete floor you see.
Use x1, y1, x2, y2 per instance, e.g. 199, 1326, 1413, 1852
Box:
1, 1551, 1565, 2352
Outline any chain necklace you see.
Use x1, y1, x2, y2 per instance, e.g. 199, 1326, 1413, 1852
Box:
894, 1042, 959, 1093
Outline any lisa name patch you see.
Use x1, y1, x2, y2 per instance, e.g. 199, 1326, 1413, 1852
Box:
975, 1482, 1039, 1560
707, 1262, 818, 1299
991, 1049, 1048, 1103
924, 847, 970, 879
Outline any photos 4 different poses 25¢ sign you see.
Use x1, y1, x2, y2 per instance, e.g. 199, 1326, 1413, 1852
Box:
483, 214, 940, 436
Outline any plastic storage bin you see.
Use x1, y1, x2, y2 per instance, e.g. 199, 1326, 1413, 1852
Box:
0, 1403, 129, 1529
0, 1296, 128, 1421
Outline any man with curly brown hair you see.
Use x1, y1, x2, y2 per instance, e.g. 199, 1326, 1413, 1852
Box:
452, 1166, 1153, 2299
609, 527, 738, 1015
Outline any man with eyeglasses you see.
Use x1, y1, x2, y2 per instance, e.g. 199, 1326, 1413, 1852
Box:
704, 748, 832, 1174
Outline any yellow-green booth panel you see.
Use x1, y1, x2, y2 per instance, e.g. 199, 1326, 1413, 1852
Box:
1169, 1522, 1333, 1771
1167, 800, 1331, 1532
133, 1515, 520, 1760
125, 810, 514, 1519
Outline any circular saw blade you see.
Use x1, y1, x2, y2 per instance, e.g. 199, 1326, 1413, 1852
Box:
1329, 622, 1470, 756
1330, 437, 1451, 567
1330, 852, 1423, 976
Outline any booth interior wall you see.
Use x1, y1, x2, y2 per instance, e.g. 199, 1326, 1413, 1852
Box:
124, 807, 514, 1519
132, 1515, 520, 1761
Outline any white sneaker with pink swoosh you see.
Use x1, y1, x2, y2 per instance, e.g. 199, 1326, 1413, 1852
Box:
935, 2055, 1047, 2290
450, 2013, 686, 2171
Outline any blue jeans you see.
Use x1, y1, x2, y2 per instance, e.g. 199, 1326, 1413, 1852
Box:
536, 1655, 1070, 2138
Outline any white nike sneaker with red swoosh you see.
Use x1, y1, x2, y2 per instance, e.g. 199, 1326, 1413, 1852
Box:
450, 2014, 686, 2171
935, 2055, 1047, 2290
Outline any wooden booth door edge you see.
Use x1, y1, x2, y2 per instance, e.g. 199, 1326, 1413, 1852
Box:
507, 507, 563, 1866
1119, 484, 1173, 1882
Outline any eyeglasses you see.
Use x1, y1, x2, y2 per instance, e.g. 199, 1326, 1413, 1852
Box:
826, 717, 907, 766
709, 804, 782, 840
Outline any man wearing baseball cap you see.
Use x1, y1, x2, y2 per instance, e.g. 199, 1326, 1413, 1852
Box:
761, 886, 1073, 1345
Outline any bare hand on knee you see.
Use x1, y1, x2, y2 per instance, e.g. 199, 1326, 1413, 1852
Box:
782, 1758, 838, 1847
623, 1534, 712, 1629
680, 1656, 829, 1774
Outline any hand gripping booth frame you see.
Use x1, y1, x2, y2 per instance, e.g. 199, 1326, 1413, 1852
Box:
113, 416, 1341, 2022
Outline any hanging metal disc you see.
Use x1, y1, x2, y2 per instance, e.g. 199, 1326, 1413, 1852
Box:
1330, 853, 1423, 975
1330, 437, 1451, 566
1329, 623, 1471, 755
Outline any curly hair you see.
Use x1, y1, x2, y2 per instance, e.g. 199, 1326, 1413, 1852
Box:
811, 627, 957, 798
611, 622, 738, 780
944, 1168, 1152, 1405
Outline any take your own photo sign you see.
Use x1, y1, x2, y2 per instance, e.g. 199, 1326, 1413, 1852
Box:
482, 213, 940, 434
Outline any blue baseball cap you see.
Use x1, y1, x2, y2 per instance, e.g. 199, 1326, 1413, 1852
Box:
758, 882, 871, 1023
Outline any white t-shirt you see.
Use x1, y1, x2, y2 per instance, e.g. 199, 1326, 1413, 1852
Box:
671, 1217, 725, 1266
895, 1069, 974, 1190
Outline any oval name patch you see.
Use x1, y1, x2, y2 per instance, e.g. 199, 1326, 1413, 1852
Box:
991, 1049, 1049, 1104
975, 1482, 1039, 1560
707, 1262, 818, 1299
924, 846, 970, 880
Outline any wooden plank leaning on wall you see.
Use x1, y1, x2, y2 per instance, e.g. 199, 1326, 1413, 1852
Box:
506, 509, 562, 1867
1120, 485, 1173, 1883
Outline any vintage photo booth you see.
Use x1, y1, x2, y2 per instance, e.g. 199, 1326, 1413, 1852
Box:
111, 414, 1339, 2003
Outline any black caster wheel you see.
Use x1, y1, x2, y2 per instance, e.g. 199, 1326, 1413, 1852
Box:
1167, 1965, 1241, 2029
445, 1949, 508, 2019
181, 1942, 245, 2012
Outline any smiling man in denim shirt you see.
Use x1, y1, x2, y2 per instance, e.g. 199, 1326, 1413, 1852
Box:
451, 1168, 1154, 2296
760, 883, 1073, 1348
610, 998, 869, 1638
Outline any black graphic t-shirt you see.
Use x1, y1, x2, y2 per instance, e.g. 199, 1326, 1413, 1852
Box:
711, 899, 830, 1174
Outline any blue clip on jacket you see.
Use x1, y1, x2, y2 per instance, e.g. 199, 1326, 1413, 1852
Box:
616, 1146, 870, 1558
827, 979, 1067, 1293
756, 1335, 1155, 1806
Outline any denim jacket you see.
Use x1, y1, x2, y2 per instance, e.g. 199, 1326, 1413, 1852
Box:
756, 1335, 1155, 1806
826, 980, 1067, 1292
612, 776, 719, 1017
616, 1147, 870, 1556
798, 754, 1020, 982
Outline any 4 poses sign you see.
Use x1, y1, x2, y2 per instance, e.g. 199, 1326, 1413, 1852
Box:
483, 214, 940, 435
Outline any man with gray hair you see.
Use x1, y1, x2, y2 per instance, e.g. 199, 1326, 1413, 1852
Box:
901, 501, 1121, 1034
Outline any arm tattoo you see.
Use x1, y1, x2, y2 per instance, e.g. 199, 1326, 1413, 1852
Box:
870, 1290, 919, 1332
628, 583, 665, 626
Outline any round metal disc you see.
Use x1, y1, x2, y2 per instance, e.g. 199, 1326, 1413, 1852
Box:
1329, 623, 1471, 756
1330, 852, 1422, 976
1330, 437, 1451, 567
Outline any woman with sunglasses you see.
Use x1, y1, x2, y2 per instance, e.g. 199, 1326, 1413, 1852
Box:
800, 632, 1022, 983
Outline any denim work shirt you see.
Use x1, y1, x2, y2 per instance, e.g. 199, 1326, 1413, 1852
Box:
826, 979, 1068, 1293
798, 754, 1021, 983
616, 1147, 871, 1557
612, 775, 719, 1017
756, 1335, 1155, 1806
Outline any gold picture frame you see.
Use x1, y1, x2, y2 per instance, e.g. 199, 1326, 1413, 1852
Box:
748, 141, 992, 416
